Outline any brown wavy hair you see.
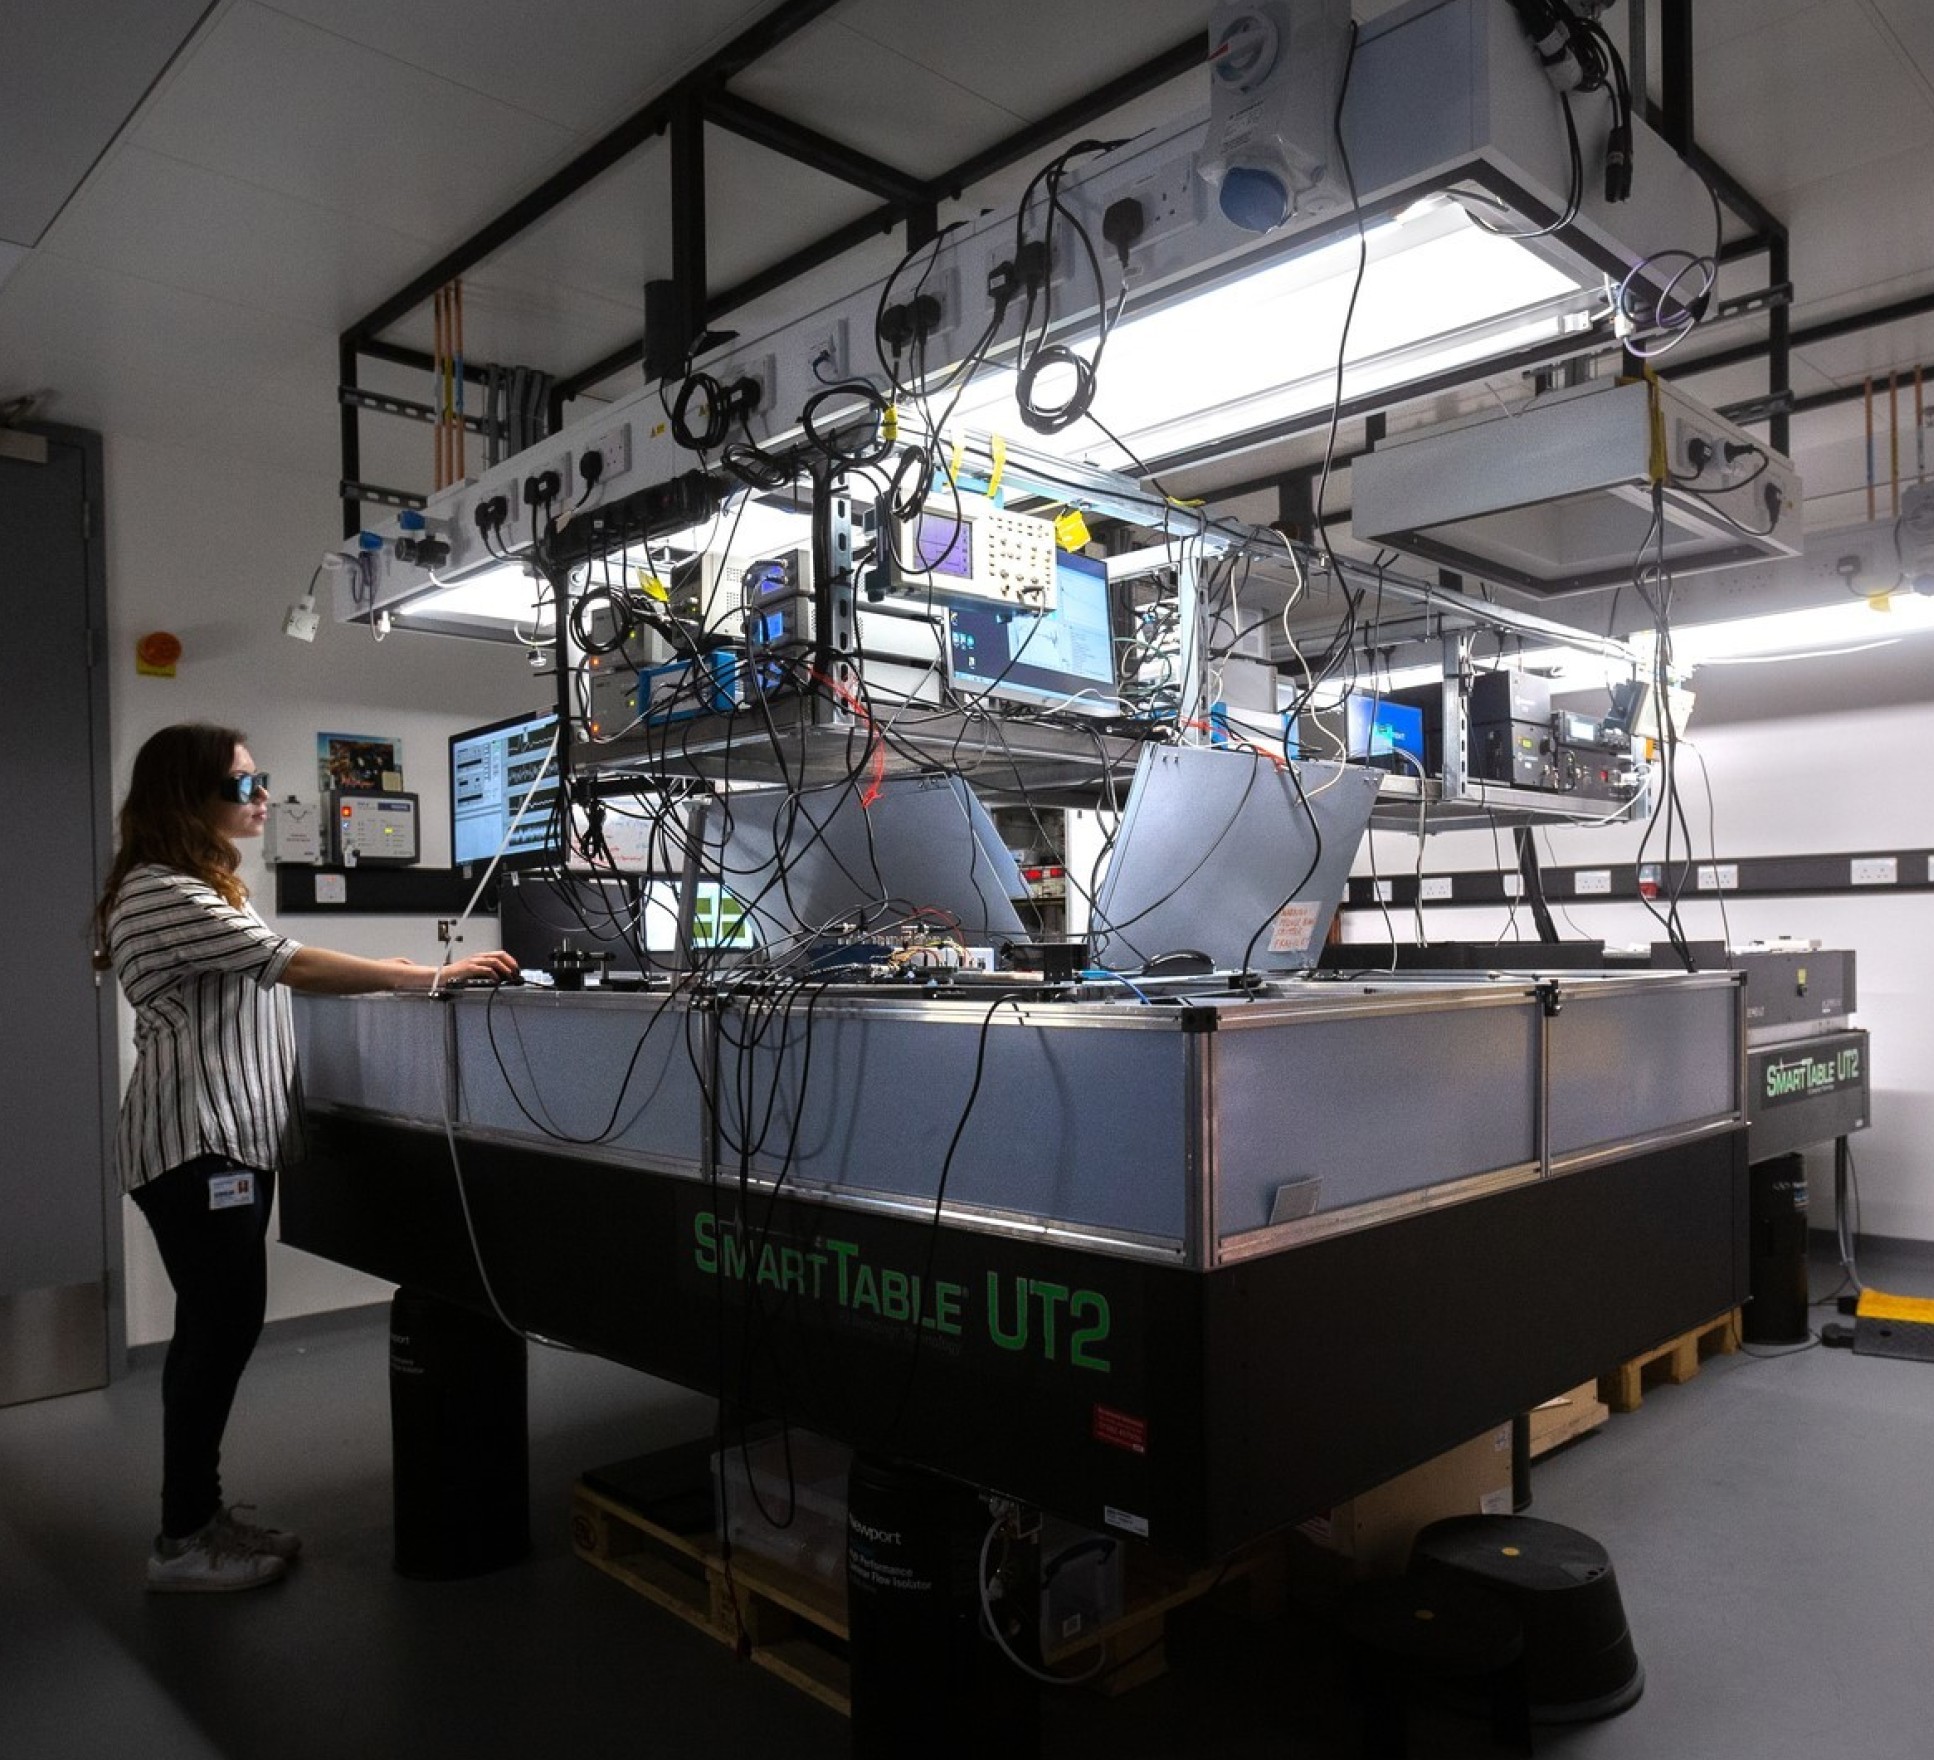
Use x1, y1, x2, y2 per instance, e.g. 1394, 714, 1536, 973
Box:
93, 723, 250, 969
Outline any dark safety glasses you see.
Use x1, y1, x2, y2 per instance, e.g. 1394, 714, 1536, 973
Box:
218, 771, 271, 803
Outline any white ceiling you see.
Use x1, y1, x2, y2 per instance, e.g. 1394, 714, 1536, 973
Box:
3, 0, 1934, 526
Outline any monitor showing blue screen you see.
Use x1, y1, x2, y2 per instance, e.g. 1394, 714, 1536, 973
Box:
1345, 695, 1425, 764
946, 550, 1118, 715
450, 709, 564, 871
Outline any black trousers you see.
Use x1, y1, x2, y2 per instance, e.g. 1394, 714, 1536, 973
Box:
130, 1154, 276, 1539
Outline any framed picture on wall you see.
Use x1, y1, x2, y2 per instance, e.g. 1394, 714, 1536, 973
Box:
317, 732, 403, 795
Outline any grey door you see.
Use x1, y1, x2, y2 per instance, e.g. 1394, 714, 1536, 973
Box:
0, 425, 117, 1403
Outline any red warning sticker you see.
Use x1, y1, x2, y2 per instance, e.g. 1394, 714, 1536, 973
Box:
1092, 1404, 1149, 1456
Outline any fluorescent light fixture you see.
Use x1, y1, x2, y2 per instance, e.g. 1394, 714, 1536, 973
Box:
1661, 593, 1934, 668
1365, 644, 1638, 697
943, 199, 1589, 471
1361, 594, 1934, 697
391, 493, 816, 635
394, 559, 554, 631
652, 492, 814, 570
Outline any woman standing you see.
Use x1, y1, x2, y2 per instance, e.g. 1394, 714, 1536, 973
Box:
94, 722, 516, 1592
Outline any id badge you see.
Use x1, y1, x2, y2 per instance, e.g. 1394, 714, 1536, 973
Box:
208, 1170, 256, 1211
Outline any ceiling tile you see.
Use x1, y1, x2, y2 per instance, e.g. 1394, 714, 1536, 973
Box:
705, 128, 883, 291
258, 0, 771, 131
462, 125, 877, 357
834, 0, 1193, 124
0, 0, 210, 244
1690, 3, 1934, 194
41, 146, 430, 331
1868, 0, 1934, 97
478, 151, 672, 307
727, 18, 1023, 180
130, 2, 577, 241
1780, 143, 1934, 314
1666, 0, 1824, 54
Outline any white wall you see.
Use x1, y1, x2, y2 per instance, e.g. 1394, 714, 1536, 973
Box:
1342, 646, 1934, 1240
104, 432, 534, 1346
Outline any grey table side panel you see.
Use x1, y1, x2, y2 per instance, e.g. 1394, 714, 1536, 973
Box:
1211, 1003, 1540, 1237
738, 1013, 1191, 1240
454, 1000, 703, 1163
1548, 983, 1740, 1157
297, 996, 448, 1119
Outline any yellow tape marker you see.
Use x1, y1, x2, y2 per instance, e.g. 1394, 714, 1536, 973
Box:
1055, 509, 1091, 551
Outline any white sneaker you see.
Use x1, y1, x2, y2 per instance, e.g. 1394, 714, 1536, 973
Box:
215, 1504, 302, 1562
146, 1520, 289, 1593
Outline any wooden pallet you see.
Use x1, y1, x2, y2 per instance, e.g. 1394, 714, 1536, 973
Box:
571, 1481, 852, 1715
572, 1478, 1285, 1713
1527, 1381, 1610, 1458
1598, 1309, 1742, 1413
1043, 1535, 1287, 1696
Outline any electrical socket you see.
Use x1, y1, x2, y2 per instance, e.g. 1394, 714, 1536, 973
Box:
584, 421, 631, 483
1696, 863, 1739, 892
1419, 875, 1453, 902
908, 268, 961, 350
1850, 856, 1897, 885
731, 355, 778, 426
1574, 869, 1612, 895
986, 239, 1064, 310
1117, 154, 1201, 252
801, 318, 850, 384
1674, 419, 1717, 479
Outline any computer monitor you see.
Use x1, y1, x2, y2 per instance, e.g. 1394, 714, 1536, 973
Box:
685, 773, 1028, 963
1090, 745, 1382, 974
1346, 694, 1426, 765
496, 872, 660, 973
946, 551, 1119, 715
449, 709, 565, 872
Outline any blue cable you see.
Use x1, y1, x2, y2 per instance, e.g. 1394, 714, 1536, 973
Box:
1078, 967, 1154, 1004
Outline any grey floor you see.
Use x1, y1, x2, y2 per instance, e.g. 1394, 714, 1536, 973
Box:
4, 1243, 1933, 1759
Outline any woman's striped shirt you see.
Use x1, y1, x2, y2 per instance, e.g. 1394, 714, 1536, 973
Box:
106, 864, 306, 1192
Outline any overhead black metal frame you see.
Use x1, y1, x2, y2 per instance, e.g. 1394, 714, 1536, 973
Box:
337, 0, 1204, 536
343, 0, 1885, 552
1654, 0, 1792, 455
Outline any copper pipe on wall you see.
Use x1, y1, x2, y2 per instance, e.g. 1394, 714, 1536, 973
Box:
1917, 366, 1926, 484
1865, 377, 1875, 522
453, 280, 466, 483
1890, 372, 1900, 517
432, 284, 448, 490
